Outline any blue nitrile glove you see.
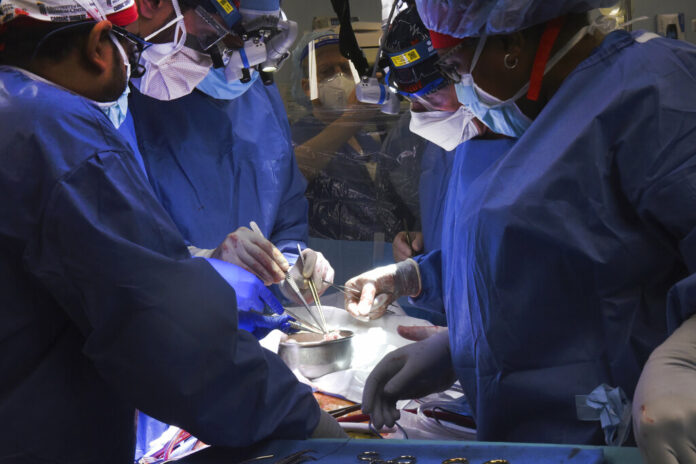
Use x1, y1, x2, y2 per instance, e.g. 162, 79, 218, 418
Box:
238, 311, 296, 339
204, 258, 284, 314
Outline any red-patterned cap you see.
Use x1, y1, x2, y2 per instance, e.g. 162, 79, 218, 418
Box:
429, 30, 465, 49
1, 0, 138, 26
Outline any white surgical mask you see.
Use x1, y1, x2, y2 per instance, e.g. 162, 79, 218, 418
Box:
95, 34, 131, 128
134, 0, 213, 100
135, 45, 213, 100
317, 72, 355, 111
409, 106, 480, 151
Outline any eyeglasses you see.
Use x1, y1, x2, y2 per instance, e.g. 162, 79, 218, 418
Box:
110, 24, 152, 78
434, 38, 478, 84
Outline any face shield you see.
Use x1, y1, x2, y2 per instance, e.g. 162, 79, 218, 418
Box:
182, 3, 298, 84
303, 36, 360, 111
172, 0, 241, 66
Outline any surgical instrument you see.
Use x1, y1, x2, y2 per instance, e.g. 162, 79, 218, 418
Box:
402, 218, 415, 256
271, 449, 317, 464
328, 403, 362, 418
247, 221, 325, 333
357, 451, 416, 464
297, 244, 328, 333
288, 320, 324, 335
284, 274, 327, 333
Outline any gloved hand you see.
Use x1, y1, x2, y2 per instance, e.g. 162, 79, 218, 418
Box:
238, 311, 295, 339
344, 258, 421, 320
204, 258, 284, 315
311, 410, 348, 438
280, 248, 334, 304
396, 325, 447, 341
363, 330, 456, 429
211, 226, 289, 286
392, 231, 424, 262
633, 313, 696, 464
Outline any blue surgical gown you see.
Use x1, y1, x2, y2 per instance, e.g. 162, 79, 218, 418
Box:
413, 138, 515, 316
416, 31, 696, 444
128, 80, 309, 255
0, 67, 319, 463
419, 142, 455, 252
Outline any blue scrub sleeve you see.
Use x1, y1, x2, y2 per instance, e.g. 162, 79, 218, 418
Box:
409, 250, 443, 309
614, 51, 696, 331
266, 85, 310, 257
24, 152, 320, 446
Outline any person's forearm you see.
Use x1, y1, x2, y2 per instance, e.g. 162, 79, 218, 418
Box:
295, 114, 364, 179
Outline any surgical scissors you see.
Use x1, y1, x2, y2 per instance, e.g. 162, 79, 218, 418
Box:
357, 451, 416, 464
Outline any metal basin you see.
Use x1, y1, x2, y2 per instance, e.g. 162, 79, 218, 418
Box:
278, 330, 354, 379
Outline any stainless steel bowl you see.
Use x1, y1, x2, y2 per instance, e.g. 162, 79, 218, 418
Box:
278, 330, 354, 379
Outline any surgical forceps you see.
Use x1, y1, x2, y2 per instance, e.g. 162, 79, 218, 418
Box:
297, 244, 328, 333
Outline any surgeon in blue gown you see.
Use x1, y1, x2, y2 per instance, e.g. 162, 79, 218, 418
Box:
122, 0, 339, 456
126, 73, 319, 457
348, 0, 696, 447
0, 8, 335, 463
128, 76, 308, 257
383, 5, 509, 326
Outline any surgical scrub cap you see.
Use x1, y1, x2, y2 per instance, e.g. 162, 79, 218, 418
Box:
0, 0, 137, 25
415, 0, 617, 37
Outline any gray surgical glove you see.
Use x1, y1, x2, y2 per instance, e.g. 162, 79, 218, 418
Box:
311, 410, 348, 438
633, 313, 696, 464
362, 330, 456, 429
344, 258, 421, 320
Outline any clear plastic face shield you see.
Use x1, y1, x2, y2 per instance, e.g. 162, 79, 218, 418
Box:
142, 0, 297, 85
303, 38, 360, 112
195, 5, 299, 84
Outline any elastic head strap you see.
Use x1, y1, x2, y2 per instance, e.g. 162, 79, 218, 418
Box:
526, 16, 565, 101
74, 0, 106, 21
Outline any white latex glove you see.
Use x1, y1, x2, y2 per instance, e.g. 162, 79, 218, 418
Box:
211, 227, 289, 285
392, 231, 424, 262
397, 325, 447, 341
280, 248, 334, 304
633, 313, 696, 464
362, 330, 456, 429
344, 258, 421, 320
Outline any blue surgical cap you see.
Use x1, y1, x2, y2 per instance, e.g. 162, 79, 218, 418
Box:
415, 0, 617, 37
241, 0, 279, 12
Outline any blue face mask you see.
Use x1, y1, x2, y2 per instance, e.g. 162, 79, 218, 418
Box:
453, 35, 531, 138
455, 25, 589, 138
96, 35, 131, 129
196, 66, 259, 100
455, 76, 531, 138
97, 86, 130, 129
